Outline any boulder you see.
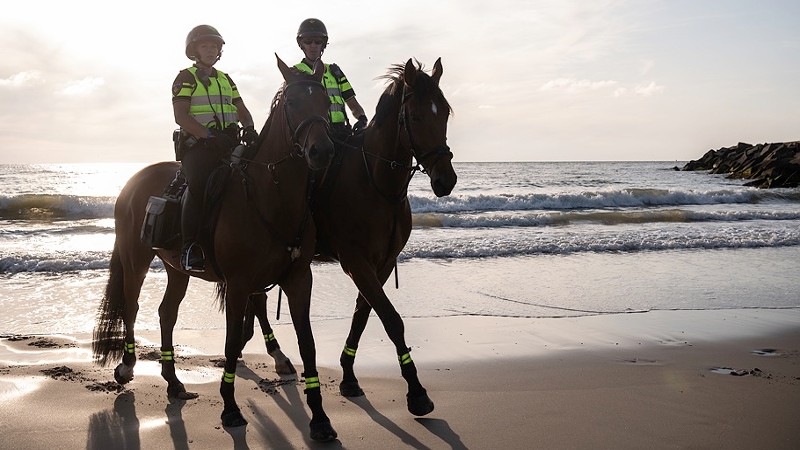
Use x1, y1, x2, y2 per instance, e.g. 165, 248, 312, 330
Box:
682, 141, 800, 188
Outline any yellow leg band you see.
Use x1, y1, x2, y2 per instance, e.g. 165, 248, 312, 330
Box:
343, 346, 357, 357
161, 350, 174, 362
222, 371, 236, 384
264, 333, 275, 342
305, 376, 320, 390
398, 352, 412, 365
124, 342, 135, 354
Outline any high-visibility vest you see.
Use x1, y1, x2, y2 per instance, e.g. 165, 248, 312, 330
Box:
176, 66, 239, 129
294, 62, 352, 125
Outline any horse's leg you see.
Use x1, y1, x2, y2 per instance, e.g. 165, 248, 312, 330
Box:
114, 247, 152, 385
219, 282, 249, 427
339, 293, 372, 397
282, 270, 337, 442
343, 256, 434, 416
246, 292, 295, 374
158, 264, 198, 400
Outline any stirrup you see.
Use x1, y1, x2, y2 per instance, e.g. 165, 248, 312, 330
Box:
182, 243, 205, 272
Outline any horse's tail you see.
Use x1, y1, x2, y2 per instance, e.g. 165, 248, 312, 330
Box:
92, 243, 127, 366
214, 282, 226, 312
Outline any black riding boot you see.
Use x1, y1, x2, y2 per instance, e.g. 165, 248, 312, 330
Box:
181, 189, 205, 272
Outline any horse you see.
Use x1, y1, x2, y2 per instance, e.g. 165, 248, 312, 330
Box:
92, 55, 339, 441
245, 57, 457, 416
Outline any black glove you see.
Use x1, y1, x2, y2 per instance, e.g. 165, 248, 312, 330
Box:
241, 126, 258, 147
352, 115, 368, 134
208, 128, 237, 152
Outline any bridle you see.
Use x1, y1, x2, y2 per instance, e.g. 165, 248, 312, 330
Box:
241, 79, 329, 173
397, 86, 453, 172
362, 83, 452, 203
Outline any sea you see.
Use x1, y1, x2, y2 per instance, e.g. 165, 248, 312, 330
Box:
2, 161, 799, 335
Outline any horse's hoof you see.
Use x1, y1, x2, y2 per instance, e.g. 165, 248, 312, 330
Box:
221, 408, 248, 427
113, 363, 134, 385
339, 381, 364, 397
309, 420, 337, 442
407, 392, 434, 416
167, 383, 199, 400
276, 359, 296, 375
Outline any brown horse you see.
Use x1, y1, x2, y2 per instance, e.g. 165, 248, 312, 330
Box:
246, 58, 456, 416
92, 55, 339, 441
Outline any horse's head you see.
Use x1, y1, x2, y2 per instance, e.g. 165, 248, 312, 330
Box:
399, 58, 457, 197
275, 55, 334, 171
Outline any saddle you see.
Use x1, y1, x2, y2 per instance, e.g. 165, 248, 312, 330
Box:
140, 161, 234, 250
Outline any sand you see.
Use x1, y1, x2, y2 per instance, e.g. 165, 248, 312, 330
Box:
1, 309, 799, 449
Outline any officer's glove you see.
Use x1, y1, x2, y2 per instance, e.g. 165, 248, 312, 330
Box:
241, 126, 259, 148
209, 129, 237, 152
352, 115, 368, 135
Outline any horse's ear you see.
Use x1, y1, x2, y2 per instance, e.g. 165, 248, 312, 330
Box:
312, 59, 325, 83
431, 57, 443, 85
276, 53, 292, 81
403, 58, 417, 87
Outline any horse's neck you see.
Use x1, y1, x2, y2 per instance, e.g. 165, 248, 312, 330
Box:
252, 119, 310, 221
365, 114, 413, 190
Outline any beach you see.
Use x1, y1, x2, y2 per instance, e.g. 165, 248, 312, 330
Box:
2, 309, 799, 449
2, 162, 800, 448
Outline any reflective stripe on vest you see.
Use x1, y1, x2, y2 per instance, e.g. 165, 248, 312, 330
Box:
183, 67, 239, 129
294, 62, 348, 125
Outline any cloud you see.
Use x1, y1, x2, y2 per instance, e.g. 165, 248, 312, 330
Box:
57, 77, 105, 96
540, 77, 617, 94
0, 70, 44, 88
634, 81, 665, 96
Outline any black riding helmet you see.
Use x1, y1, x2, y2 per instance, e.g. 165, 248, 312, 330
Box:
296, 18, 328, 47
185, 25, 225, 60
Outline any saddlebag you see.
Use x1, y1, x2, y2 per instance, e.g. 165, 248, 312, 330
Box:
140, 196, 181, 249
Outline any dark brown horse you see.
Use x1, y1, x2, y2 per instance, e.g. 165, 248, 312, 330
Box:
92, 55, 339, 441
247, 58, 456, 415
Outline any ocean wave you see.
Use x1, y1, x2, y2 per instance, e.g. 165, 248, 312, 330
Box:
0, 194, 114, 220
400, 228, 800, 260
413, 209, 800, 228
409, 188, 800, 214
3, 187, 798, 222
0, 253, 162, 274
3, 230, 798, 274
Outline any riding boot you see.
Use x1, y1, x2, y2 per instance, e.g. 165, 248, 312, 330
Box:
180, 189, 205, 272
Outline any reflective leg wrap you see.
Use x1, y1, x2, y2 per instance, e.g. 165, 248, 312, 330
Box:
222, 371, 236, 384
161, 349, 175, 362
264, 333, 276, 343
398, 350, 413, 366
124, 342, 136, 355
343, 346, 357, 358
303, 372, 320, 393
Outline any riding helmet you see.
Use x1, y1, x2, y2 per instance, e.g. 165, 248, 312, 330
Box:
185, 25, 225, 59
297, 18, 328, 38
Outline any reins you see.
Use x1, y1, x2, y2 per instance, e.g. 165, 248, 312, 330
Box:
236, 79, 327, 263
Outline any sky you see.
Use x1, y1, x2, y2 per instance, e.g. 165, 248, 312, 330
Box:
1, 0, 798, 163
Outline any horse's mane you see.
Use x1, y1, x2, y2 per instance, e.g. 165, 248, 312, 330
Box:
373, 61, 452, 127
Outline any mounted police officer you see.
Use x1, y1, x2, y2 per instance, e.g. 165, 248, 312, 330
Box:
294, 18, 367, 141
172, 24, 258, 272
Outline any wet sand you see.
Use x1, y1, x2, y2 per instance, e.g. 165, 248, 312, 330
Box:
1, 310, 799, 449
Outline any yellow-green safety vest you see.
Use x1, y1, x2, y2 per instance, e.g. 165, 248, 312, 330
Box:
177, 66, 239, 129
294, 62, 351, 125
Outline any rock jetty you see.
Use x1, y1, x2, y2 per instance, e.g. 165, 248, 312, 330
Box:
680, 141, 800, 188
